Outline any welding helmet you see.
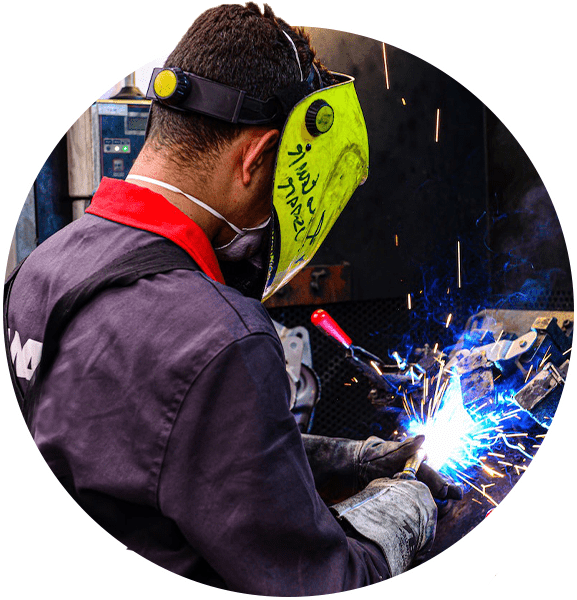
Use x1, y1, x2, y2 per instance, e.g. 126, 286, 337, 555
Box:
262, 74, 368, 300
146, 63, 369, 301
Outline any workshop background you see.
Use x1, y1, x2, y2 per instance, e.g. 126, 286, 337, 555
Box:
6, 28, 573, 563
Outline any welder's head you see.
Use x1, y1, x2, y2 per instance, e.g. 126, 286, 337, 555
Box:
146, 3, 331, 165
145, 3, 369, 300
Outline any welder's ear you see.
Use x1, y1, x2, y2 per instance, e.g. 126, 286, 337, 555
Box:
241, 128, 280, 185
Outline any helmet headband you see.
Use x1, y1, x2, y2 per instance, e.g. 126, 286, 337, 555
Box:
146, 65, 321, 126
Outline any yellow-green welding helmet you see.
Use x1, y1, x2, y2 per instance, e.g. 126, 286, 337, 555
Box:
146, 62, 368, 301
262, 74, 368, 300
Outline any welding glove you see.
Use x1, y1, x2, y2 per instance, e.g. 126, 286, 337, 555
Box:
302, 433, 462, 504
332, 477, 437, 576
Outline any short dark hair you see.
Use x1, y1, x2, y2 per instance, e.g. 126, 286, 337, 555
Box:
146, 3, 331, 168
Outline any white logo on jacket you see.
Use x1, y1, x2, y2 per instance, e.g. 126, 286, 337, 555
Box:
8, 330, 43, 381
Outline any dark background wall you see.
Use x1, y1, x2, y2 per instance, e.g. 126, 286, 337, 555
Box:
303, 28, 572, 313
485, 109, 572, 309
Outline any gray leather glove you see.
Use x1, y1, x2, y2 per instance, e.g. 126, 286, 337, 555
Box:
302, 433, 462, 504
332, 477, 437, 577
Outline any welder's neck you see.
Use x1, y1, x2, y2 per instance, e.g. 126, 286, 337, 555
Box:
127, 150, 226, 243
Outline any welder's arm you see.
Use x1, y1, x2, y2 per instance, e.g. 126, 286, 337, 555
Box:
159, 332, 429, 594
302, 433, 463, 504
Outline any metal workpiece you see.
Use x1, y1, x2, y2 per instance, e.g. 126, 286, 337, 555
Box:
445, 331, 538, 374
435, 312, 569, 424
459, 367, 494, 407
493, 331, 539, 363
532, 316, 572, 353
450, 348, 492, 375
310, 307, 572, 433
519, 317, 570, 373
515, 359, 569, 412
465, 309, 573, 341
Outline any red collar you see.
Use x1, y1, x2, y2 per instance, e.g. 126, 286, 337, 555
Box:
86, 178, 225, 284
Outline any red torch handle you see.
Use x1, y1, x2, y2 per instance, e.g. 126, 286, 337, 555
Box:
311, 309, 353, 348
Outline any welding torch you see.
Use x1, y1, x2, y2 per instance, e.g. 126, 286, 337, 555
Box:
394, 448, 427, 480
395, 448, 454, 516
310, 309, 410, 395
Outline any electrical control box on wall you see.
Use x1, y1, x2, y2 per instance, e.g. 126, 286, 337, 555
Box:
92, 99, 150, 182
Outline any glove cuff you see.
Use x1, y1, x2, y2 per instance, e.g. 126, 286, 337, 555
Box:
331, 478, 436, 576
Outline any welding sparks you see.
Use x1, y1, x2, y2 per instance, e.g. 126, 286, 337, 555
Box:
401, 97, 406, 106
470, 402, 488, 414
550, 364, 566, 384
452, 470, 498, 507
407, 377, 476, 471
435, 108, 441, 142
457, 240, 462, 288
481, 463, 503, 478
500, 409, 522, 421
400, 366, 540, 507
395, 234, 399, 246
391, 351, 407, 370
539, 346, 552, 368
370, 360, 383, 376
359, 295, 562, 511
382, 43, 390, 90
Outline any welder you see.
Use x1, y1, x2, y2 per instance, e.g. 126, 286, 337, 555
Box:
5, 3, 460, 595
